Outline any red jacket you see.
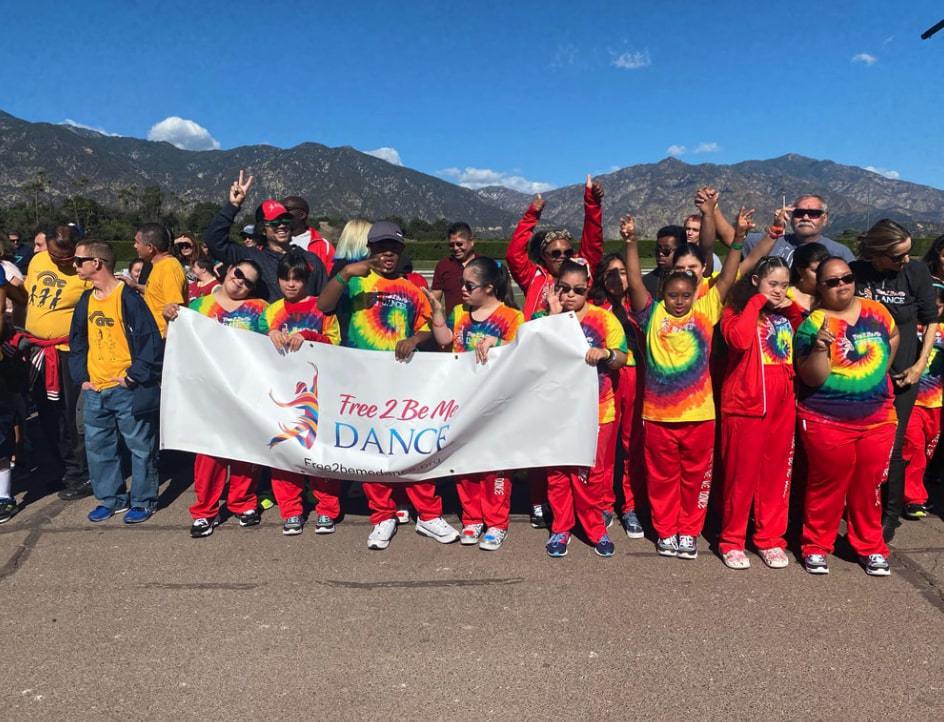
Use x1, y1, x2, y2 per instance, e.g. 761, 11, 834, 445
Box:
304, 226, 336, 272
505, 186, 603, 320
720, 294, 803, 417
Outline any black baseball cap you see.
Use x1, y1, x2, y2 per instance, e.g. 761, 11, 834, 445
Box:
367, 221, 405, 246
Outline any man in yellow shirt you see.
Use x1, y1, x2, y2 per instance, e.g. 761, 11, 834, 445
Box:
68, 240, 162, 524
18, 225, 92, 499
134, 223, 186, 337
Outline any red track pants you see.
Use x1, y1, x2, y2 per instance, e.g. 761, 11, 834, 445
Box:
547, 422, 615, 544
902, 405, 940, 506
800, 418, 895, 557
618, 365, 645, 513
644, 419, 715, 539
270, 471, 342, 520
190, 454, 257, 520
363, 482, 442, 525
456, 472, 511, 529
719, 366, 795, 554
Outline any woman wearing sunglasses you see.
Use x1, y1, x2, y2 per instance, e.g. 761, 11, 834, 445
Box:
717, 254, 804, 570
850, 219, 938, 543
796, 257, 900, 576
424, 257, 523, 551
623, 207, 747, 561
173, 232, 203, 281
163, 259, 269, 538
533, 258, 627, 557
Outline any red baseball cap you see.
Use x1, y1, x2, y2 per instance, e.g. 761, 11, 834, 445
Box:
260, 199, 292, 221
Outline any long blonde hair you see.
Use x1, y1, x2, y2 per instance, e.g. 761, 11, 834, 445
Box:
857, 218, 911, 260
334, 219, 372, 261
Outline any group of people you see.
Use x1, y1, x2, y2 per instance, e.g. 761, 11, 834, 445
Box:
1, 169, 941, 579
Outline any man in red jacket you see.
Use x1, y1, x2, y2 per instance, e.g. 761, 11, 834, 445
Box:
282, 195, 336, 272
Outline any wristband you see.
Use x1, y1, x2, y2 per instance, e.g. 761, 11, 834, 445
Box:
730, 242, 744, 251
334, 272, 349, 287
767, 225, 785, 238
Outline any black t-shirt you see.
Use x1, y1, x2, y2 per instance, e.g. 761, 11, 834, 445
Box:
642, 268, 664, 299
851, 259, 938, 374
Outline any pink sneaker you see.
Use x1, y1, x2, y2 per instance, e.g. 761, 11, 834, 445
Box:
722, 549, 750, 570
758, 547, 789, 569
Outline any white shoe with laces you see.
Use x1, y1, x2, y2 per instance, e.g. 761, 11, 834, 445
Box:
460, 523, 484, 545
415, 516, 460, 543
367, 518, 398, 550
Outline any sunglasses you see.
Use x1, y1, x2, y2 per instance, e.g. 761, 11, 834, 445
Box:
49, 251, 75, 262
793, 208, 825, 219
72, 256, 98, 266
546, 248, 575, 260
232, 266, 256, 288
556, 283, 588, 296
175, 242, 193, 250
821, 273, 855, 288
462, 281, 484, 292
655, 247, 675, 256
265, 219, 292, 228
885, 250, 910, 263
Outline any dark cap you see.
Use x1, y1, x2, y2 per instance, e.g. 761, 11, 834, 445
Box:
367, 221, 405, 246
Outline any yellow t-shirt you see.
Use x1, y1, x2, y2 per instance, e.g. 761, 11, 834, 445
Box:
144, 255, 187, 337
87, 283, 132, 391
25, 251, 92, 349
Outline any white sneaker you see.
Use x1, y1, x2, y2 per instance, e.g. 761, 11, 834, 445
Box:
395, 508, 411, 524
367, 518, 397, 550
758, 547, 789, 569
460, 523, 484, 545
479, 527, 507, 551
722, 549, 750, 570
415, 516, 460, 543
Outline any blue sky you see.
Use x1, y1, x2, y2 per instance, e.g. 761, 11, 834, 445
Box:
1, 0, 942, 191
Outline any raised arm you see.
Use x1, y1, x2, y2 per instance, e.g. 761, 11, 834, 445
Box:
696, 186, 718, 275
421, 287, 453, 349
205, 171, 255, 267
621, 214, 649, 313
505, 195, 544, 290
712, 207, 753, 302
737, 204, 791, 274
317, 258, 377, 314
580, 175, 604, 271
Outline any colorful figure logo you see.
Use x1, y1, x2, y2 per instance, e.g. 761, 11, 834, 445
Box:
268, 365, 319, 449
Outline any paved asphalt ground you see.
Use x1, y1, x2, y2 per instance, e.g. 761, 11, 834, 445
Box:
1, 462, 942, 720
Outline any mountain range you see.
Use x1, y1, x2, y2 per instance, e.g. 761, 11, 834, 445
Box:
1, 109, 942, 238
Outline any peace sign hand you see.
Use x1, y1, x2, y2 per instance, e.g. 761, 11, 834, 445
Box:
229, 170, 254, 207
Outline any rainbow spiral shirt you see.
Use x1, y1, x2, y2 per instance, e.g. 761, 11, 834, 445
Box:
795, 300, 896, 427
915, 327, 944, 410
578, 305, 628, 424
760, 313, 794, 365
595, 299, 637, 366
341, 271, 431, 351
188, 292, 268, 333
635, 286, 723, 423
262, 296, 340, 345
448, 303, 524, 352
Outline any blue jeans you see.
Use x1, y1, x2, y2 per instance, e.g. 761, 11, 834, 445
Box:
83, 387, 158, 510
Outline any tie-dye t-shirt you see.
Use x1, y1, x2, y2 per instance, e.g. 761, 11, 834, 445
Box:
915, 327, 944, 410
448, 303, 524, 352
188, 292, 269, 333
578, 305, 629, 425
634, 285, 724, 423
760, 313, 794, 365
594, 299, 637, 367
795, 299, 896, 427
262, 296, 341, 345
341, 271, 431, 351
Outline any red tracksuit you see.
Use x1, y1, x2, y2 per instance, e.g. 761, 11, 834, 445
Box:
548, 422, 616, 544
363, 482, 442, 525
718, 296, 802, 554
796, 302, 897, 558
270, 471, 343, 520
903, 406, 940, 506
190, 454, 258, 520
456, 472, 512, 529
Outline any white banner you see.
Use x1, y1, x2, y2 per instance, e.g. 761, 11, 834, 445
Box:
160, 309, 599, 482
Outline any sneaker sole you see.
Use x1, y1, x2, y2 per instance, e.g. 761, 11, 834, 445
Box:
624, 529, 645, 539
239, 519, 260, 527
594, 549, 615, 558
657, 548, 678, 557
760, 558, 789, 569
191, 527, 215, 538
459, 537, 480, 546
546, 548, 568, 558
677, 551, 698, 560
282, 528, 304, 536
314, 526, 336, 534
415, 526, 460, 544
367, 539, 391, 550
865, 567, 891, 576
723, 559, 750, 570
124, 515, 152, 525
530, 520, 546, 529
805, 566, 829, 575
479, 542, 502, 551
0, 514, 17, 525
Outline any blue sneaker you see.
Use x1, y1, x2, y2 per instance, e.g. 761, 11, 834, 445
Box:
594, 535, 615, 557
622, 510, 645, 539
546, 532, 571, 557
88, 505, 118, 523
124, 507, 153, 524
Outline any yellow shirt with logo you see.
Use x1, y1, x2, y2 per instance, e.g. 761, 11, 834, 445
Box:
144, 255, 187, 337
25, 251, 92, 349
87, 283, 132, 391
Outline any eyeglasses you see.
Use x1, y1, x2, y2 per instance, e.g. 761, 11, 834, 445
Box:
556, 283, 588, 295
546, 248, 574, 260
232, 266, 256, 288
655, 247, 675, 256
885, 250, 910, 263
175, 242, 193, 250
462, 281, 484, 292
265, 219, 292, 228
72, 256, 98, 266
821, 273, 855, 288
793, 208, 825, 219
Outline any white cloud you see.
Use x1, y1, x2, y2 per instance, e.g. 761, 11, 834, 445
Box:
881, 35, 895, 46
438, 167, 554, 193
147, 116, 220, 151
693, 142, 721, 154
61, 119, 121, 137
666, 144, 687, 157
363, 147, 403, 166
611, 50, 651, 70
851, 52, 877, 66
864, 165, 900, 180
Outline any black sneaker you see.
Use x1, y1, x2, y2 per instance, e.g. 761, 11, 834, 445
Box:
190, 517, 218, 538
861, 554, 891, 576
530, 504, 548, 529
58, 481, 93, 500
238, 509, 261, 527
903, 503, 928, 520
0, 497, 17, 524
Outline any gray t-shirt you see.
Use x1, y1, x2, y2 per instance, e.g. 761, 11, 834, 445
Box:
741, 232, 854, 266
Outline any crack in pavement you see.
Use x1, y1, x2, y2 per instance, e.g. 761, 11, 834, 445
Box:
318, 577, 524, 589
0, 498, 70, 583
136, 582, 261, 590
891, 550, 944, 614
